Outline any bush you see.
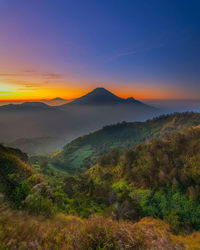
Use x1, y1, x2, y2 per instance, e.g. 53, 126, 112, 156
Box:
24, 194, 57, 217
0, 211, 184, 249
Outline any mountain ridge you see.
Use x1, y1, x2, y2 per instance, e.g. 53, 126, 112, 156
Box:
0, 101, 52, 111
61, 87, 151, 107
51, 97, 66, 101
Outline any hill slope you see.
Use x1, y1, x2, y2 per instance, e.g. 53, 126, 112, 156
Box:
62, 125, 200, 232
0, 144, 33, 204
51, 112, 200, 173
0, 102, 52, 111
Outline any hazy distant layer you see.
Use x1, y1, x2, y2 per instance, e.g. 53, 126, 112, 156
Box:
1, 98, 200, 110
1, 88, 199, 155
0, 88, 159, 154
0, 100, 70, 106
143, 99, 200, 107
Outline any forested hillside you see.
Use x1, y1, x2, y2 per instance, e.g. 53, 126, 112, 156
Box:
0, 145, 184, 249
52, 112, 200, 173
63, 125, 200, 232
0, 144, 57, 215
1, 115, 200, 248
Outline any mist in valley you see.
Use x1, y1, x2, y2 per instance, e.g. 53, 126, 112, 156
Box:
1, 91, 199, 155
0, 102, 161, 154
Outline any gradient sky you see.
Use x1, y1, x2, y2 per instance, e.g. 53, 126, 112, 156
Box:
0, 0, 199, 100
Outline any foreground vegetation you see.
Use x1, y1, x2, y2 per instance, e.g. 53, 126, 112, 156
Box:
1, 112, 200, 248
0, 208, 187, 249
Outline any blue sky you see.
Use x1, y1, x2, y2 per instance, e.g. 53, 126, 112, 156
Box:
0, 0, 199, 100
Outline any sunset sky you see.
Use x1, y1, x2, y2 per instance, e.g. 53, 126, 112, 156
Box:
0, 0, 199, 101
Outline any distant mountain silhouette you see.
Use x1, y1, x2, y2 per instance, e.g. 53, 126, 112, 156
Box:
40, 98, 69, 107
0, 102, 52, 111
62, 87, 149, 106
0, 87, 161, 152
51, 97, 66, 101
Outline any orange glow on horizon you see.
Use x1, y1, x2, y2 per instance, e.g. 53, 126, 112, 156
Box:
0, 86, 194, 101
0, 76, 194, 101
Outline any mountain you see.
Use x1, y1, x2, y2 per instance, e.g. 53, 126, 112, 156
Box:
51, 97, 66, 101
61, 87, 149, 106
51, 112, 200, 173
0, 102, 52, 111
0, 88, 161, 150
40, 98, 70, 107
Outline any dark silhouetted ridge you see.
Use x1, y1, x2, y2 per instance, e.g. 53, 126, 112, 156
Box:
51, 97, 65, 101
0, 102, 52, 111
62, 87, 149, 106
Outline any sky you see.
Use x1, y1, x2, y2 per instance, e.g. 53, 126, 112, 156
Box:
0, 0, 199, 101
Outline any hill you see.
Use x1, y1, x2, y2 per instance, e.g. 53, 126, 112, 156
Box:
41, 98, 70, 106
62, 125, 200, 232
0, 144, 33, 205
51, 97, 66, 101
51, 112, 200, 173
1, 114, 200, 247
0, 102, 52, 111
7, 136, 66, 155
0, 144, 56, 215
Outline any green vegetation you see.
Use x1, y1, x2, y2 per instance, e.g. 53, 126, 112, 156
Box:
0, 144, 32, 207
0, 144, 57, 215
2, 112, 200, 248
51, 112, 200, 173
81, 126, 200, 232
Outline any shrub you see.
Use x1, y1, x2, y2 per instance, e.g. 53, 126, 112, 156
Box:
0, 211, 184, 249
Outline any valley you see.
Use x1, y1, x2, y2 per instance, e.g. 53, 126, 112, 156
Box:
1, 112, 200, 249
1, 1, 199, 248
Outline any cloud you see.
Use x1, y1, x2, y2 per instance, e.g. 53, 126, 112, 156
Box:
0, 70, 62, 80
17, 83, 40, 91
42, 73, 62, 79
111, 27, 189, 62
110, 50, 137, 60
0, 74, 22, 77
17, 88, 38, 91
0, 70, 63, 92
115, 50, 137, 58
22, 70, 62, 80
110, 43, 166, 61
